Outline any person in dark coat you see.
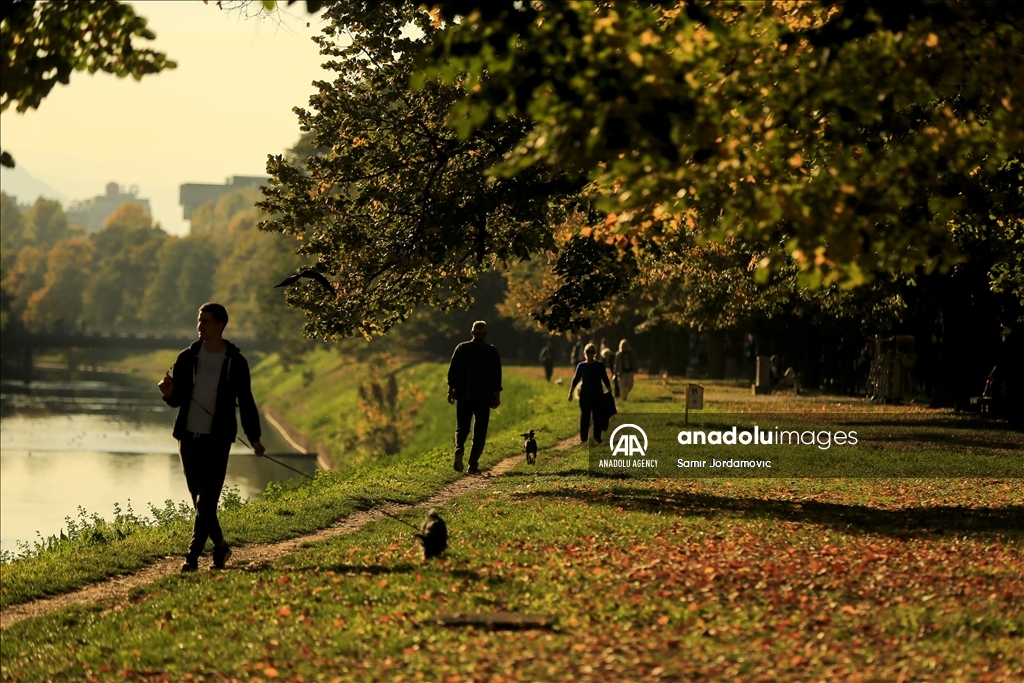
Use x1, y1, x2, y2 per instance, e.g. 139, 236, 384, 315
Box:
539, 343, 555, 382
158, 303, 263, 572
568, 343, 612, 444
447, 320, 502, 474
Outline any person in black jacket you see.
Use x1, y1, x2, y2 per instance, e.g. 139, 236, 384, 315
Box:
569, 343, 612, 444
447, 320, 502, 474
158, 303, 264, 572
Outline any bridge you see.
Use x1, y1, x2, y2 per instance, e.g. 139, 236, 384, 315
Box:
1, 330, 274, 382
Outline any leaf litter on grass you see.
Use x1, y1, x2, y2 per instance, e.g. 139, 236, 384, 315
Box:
3, 404, 1022, 682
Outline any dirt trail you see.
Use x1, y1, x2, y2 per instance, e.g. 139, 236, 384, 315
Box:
0, 437, 579, 630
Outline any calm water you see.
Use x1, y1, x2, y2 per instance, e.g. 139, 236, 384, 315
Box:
0, 374, 317, 554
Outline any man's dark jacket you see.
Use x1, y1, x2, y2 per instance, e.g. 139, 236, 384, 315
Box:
447, 338, 502, 401
163, 340, 262, 443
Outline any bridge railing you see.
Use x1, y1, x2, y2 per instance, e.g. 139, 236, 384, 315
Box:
2, 330, 274, 352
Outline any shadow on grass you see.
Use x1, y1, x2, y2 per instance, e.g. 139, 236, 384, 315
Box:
506, 468, 620, 479
310, 564, 485, 583
315, 562, 419, 576
855, 432, 1024, 450
513, 486, 1024, 538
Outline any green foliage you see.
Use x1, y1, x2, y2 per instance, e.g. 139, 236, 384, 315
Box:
0, 0, 175, 167
283, 130, 326, 171
0, 197, 81, 331
83, 204, 168, 326
252, 0, 1022, 362
954, 153, 1024, 317
0, 191, 26, 253
1, 244, 47, 323
351, 357, 424, 456
533, 234, 637, 332
189, 187, 262, 237
21, 196, 72, 245
259, 2, 583, 339
139, 234, 219, 328
22, 236, 94, 331
421, 1, 1024, 289
208, 191, 309, 348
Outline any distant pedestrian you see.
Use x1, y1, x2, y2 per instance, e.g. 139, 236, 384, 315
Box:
599, 337, 614, 369
447, 321, 502, 474
539, 344, 554, 382
570, 337, 585, 367
569, 343, 612, 444
158, 303, 264, 573
613, 339, 638, 400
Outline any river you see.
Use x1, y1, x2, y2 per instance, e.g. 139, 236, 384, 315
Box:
0, 371, 317, 555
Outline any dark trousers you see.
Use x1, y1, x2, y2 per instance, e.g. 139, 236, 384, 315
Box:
579, 394, 604, 443
543, 361, 554, 382
179, 434, 231, 559
455, 399, 491, 468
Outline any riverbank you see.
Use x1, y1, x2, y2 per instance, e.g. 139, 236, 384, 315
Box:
0, 359, 317, 555
82, 347, 468, 471
0, 354, 581, 608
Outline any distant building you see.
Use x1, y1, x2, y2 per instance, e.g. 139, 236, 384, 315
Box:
179, 176, 268, 223
66, 182, 151, 234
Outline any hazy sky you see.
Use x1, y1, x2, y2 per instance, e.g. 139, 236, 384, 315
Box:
0, 1, 332, 235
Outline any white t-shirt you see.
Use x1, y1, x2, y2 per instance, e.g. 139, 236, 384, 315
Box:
186, 345, 227, 434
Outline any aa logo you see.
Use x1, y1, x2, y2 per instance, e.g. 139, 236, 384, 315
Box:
609, 424, 648, 457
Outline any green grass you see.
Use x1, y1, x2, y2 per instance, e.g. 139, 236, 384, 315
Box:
247, 350, 581, 469
3, 367, 1022, 680
3, 445, 1021, 681
0, 360, 579, 608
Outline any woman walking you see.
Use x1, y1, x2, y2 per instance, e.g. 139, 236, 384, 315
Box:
613, 339, 638, 400
568, 343, 612, 444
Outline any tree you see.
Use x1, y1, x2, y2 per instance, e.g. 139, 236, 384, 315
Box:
1, 0, 175, 167
22, 197, 72, 245
1, 243, 47, 327
266, 0, 1018, 407
82, 203, 167, 326
22, 237, 94, 331
189, 187, 263, 238
0, 191, 26, 256
419, 0, 1024, 289
140, 235, 219, 328
212, 214, 307, 349
258, 2, 584, 339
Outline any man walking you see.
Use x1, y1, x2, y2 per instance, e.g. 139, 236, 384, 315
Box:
158, 303, 264, 572
539, 343, 554, 382
447, 320, 502, 474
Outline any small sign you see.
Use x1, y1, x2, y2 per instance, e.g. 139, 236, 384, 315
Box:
687, 384, 705, 410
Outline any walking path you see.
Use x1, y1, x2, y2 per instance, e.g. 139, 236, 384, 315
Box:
0, 437, 579, 630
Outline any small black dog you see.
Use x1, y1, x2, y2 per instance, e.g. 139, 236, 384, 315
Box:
522, 430, 538, 465
414, 509, 448, 560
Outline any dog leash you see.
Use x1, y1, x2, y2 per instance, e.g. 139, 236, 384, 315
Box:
169, 366, 316, 483
236, 435, 317, 481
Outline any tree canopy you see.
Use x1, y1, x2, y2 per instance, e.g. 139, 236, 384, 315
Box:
259, 2, 583, 339
257, 1, 1022, 344
418, 0, 1023, 289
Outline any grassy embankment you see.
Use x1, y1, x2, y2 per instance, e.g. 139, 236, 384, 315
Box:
0, 350, 581, 609
2, 382, 1022, 680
